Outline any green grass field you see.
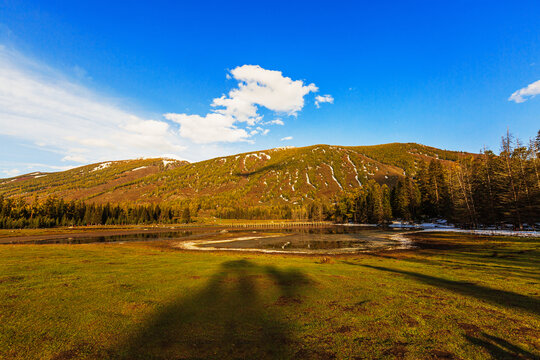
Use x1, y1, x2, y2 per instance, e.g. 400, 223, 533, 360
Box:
0, 232, 538, 359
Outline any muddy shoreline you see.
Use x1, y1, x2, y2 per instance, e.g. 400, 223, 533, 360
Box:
0, 226, 222, 244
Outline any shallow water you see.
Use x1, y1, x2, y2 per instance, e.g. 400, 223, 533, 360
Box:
4, 226, 415, 253
193, 227, 414, 254
5, 231, 194, 244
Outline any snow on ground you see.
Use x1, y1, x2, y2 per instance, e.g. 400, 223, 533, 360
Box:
306, 172, 315, 188
245, 153, 260, 160
388, 221, 539, 237
327, 164, 343, 190
131, 166, 148, 171
425, 228, 539, 238
345, 154, 362, 186
91, 162, 112, 172
248, 152, 271, 160
389, 222, 455, 229
162, 159, 177, 167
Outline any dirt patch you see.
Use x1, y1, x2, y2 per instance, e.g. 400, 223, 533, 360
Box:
383, 342, 408, 359
274, 295, 304, 306
458, 322, 481, 335
328, 300, 371, 313
335, 325, 353, 333
318, 257, 335, 264
400, 313, 419, 326
52, 349, 79, 360
515, 327, 539, 337
294, 348, 336, 360
430, 349, 458, 359
0, 275, 24, 283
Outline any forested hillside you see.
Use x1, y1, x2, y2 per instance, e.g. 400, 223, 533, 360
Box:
1, 143, 461, 207
1, 131, 538, 228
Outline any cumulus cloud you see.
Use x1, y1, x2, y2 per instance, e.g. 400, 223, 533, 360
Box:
0, 46, 334, 174
166, 65, 322, 143
164, 113, 249, 144
509, 80, 540, 103
315, 94, 334, 108
281, 136, 293, 141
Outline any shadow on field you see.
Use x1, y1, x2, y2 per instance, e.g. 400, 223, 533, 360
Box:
113, 260, 311, 359
358, 265, 540, 316
465, 332, 538, 359
364, 251, 540, 278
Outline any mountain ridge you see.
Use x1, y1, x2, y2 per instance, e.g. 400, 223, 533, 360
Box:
1, 142, 474, 209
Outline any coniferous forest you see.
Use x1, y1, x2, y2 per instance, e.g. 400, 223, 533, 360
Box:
0, 130, 538, 229
333, 130, 539, 228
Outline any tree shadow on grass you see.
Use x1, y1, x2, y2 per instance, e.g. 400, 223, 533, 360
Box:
465, 332, 538, 359
355, 264, 540, 316
112, 260, 312, 359
361, 252, 540, 279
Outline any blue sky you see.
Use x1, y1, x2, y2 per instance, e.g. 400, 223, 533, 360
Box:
0, 0, 539, 176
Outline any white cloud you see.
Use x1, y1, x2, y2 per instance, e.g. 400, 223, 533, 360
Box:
62, 155, 88, 163
160, 153, 188, 161
2, 169, 20, 177
0, 46, 186, 164
281, 136, 293, 141
164, 113, 249, 144
263, 118, 284, 126
166, 65, 319, 143
509, 80, 540, 103
315, 94, 334, 108
0, 46, 332, 173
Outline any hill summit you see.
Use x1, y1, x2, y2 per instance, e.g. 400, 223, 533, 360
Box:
1, 143, 465, 209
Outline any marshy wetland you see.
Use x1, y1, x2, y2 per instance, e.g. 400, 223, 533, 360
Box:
1, 226, 415, 254
0, 227, 538, 359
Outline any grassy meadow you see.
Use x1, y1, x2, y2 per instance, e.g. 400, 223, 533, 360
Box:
0, 232, 538, 359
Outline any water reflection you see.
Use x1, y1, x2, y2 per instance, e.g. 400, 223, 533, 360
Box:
6, 226, 415, 253
198, 227, 413, 253
7, 231, 193, 245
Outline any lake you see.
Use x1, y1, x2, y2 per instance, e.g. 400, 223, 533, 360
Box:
3, 226, 416, 253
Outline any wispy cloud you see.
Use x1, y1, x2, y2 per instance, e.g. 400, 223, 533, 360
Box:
0, 161, 76, 178
166, 65, 325, 143
315, 94, 334, 108
263, 118, 285, 126
0, 46, 186, 165
0, 46, 333, 174
509, 79, 540, 103
281, 136, 293, 141
1, 168, 21, 177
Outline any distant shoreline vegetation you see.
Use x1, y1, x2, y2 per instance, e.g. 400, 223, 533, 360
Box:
0, 130, 538, 230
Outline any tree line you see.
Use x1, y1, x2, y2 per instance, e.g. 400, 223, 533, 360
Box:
332, 130, 539, 228
0, 196, 193, 229
1, 130, 538, 229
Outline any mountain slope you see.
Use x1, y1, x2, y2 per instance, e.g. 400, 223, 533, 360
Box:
0, 143, 470, 208
0, 158, 187, 201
